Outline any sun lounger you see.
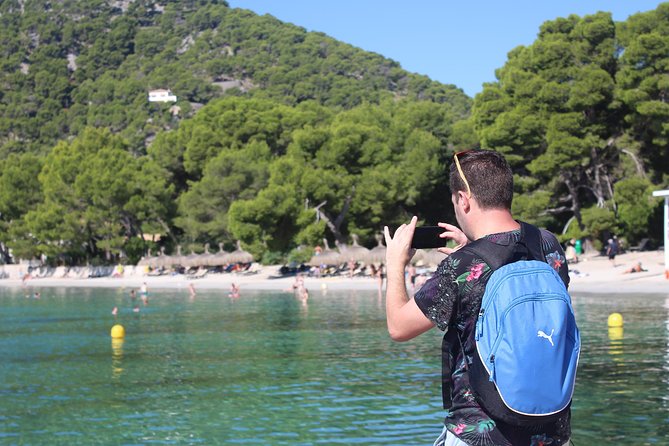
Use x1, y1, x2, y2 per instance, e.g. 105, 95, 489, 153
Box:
236, 262, 261, 275
630, 238, 651, 252
52, 266, 69, 278
187, 268, 208, 279
31, 267, 49, 278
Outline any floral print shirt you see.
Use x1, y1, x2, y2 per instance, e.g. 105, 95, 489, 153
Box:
414, 228, 570, 446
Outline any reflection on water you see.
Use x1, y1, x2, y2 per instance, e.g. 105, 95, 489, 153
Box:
608, 326, 624, 359
111, 338, 124, 380
0, 287, 667, 444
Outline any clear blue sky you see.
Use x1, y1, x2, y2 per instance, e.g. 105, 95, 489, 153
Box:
229, 1, 665, 97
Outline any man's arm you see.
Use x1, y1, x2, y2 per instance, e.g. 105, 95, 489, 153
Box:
384, 216, 435, 342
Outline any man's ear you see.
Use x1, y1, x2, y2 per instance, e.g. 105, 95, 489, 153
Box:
457, 190, 471, 213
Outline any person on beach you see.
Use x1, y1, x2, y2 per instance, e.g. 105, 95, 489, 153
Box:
298, 285, 309, 302
565, 239, 578, 264
369, 263, 385, 298
407, 263, 417, 293
606, 236, 619, 266
623, 262, 647, 274
347, 259, 356, 278
128, 289, 140, 312
140, 282, 148, 304
384, 149, 571, 446
229, 282, 240, 298
290, 274, 309, 301
188, 282, 196, 298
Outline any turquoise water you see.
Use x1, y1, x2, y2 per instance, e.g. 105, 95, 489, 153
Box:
0, 286, 667, 445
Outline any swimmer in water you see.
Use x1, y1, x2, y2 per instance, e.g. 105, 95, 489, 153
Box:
140, 282, 148, 304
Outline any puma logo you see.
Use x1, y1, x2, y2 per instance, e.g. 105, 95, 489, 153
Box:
537, 329, 555, 347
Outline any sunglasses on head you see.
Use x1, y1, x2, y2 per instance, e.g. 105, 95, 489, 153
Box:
453, 150, 473, 199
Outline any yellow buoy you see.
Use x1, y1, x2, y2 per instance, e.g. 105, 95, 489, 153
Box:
607, 312, 623, 328
608, 326, 624, 342
111, 324, 125, 339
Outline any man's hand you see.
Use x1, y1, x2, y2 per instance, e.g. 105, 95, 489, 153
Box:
383, 215, 434, 342
384, 216, 417, 273
437, 222, 469, 255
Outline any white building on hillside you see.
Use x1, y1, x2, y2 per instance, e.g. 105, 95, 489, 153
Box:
148, 89, 177, 102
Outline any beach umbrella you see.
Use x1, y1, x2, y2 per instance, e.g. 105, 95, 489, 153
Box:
169, 245, 187, 267
309, 239, 341, 266
414, 249, 447, 266
152, 247, 171, 268
145, 247, 164, 268
207, 242, 230, 266
198, 243, 217, 267
227, 240, 253, 264
137, 248, 155, 266
339, 234, 370, 263
363, 234, 386, 264
182, 249, 202, 268
155, 252, 172, 269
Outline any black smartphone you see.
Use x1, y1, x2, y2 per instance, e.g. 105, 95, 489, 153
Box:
411, 226, 445, 249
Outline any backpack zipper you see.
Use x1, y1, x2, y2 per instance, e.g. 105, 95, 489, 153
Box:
487, 294, 569, 382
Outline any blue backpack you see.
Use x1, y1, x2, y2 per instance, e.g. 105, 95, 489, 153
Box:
459, 222, 580, 426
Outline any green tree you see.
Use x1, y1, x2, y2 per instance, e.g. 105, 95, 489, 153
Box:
616, 3, 669, 183
226, 99, 458, 254
473, 12, 622, 233
613, 177, 660, 243
174, 140, 271, 243
0, 153, 44, 261
22, 128, 172, 264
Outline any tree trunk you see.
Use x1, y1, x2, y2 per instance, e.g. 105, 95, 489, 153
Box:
563, 174, 583, 230
311, 188, 355, 244
603, 173, 617, 214
157, 218, 177, 244
0, 242, 11, 264
621, 148, 647, 178
583, 147, 609, 207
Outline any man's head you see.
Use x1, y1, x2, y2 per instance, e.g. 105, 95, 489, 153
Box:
449, 149, 513, 210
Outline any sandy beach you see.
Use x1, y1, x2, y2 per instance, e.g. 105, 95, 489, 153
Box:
1, 249, 667, 295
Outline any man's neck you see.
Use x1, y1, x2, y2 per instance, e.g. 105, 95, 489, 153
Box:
469, 209, 520, 240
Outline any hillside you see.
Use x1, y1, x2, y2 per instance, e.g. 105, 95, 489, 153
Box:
0, 0, 471, 157
5, 1, 665, 266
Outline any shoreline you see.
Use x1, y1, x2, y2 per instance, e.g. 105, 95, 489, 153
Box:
1, 250, 667, 295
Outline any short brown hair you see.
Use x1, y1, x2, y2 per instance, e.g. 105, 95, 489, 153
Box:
449, 149, 513, 210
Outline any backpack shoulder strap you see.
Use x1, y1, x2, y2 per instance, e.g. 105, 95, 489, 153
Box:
518, 221, 545, 262
459, 238, 511, 272
458, 221, 547, 272
451, 237, 514, 370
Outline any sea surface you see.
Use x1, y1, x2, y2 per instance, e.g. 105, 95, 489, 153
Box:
0, 286, 667, 445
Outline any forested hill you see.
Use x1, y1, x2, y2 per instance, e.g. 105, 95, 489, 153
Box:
0, 0, 470, 156
3, 1, 667, 267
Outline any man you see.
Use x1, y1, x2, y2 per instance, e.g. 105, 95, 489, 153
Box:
606, 236, 619, 267
384, 150, 570, 446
